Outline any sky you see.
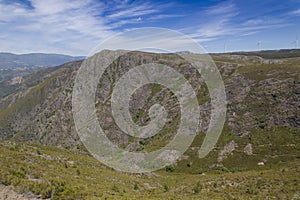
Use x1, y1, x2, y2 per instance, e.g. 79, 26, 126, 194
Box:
0, 0, 299, 56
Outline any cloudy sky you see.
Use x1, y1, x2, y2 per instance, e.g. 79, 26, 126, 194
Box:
0, 0, 299, 55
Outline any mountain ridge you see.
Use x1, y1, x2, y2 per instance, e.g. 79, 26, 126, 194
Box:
0, 50, 298, 174
0, 52, 84, 69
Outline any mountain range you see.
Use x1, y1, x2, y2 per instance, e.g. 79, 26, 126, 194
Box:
0, 49, 299, 199
0, 52, 84, 69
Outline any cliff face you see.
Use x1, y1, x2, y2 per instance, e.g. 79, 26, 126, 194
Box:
0, 50, 299, 170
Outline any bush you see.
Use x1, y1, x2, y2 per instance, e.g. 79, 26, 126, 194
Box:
29, 181, 52, 198
163, 184, 169, 192
13, 168, 26, 179
76, 168, 80, 176
193, 182, 202, 194
139, 139, 149, 145
134, 182, 139, 190
165, 165, 175, 173
36, 149, 42, 155
112, 184, 119, 192
245, 185, 259, 195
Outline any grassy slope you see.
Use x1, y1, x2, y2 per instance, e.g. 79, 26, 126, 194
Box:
0, 141, 299, 200
176, 126, 300, 174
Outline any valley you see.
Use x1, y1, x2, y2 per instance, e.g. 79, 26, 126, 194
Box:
0, 50, 299, 199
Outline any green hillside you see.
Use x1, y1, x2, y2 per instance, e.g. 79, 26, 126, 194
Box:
0, 141, 299, 199
0, 50, 299, 199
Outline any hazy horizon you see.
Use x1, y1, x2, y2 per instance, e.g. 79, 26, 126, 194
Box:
2, 47, 300, 57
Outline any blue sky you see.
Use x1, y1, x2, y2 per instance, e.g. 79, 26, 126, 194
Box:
0, 0, 299, 55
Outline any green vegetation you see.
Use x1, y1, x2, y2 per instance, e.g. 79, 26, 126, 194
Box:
193, 182, 202, 194
174, 126, 300, 174
0, 141, 299, 199
163, 183, 169, 192
134, 182, 139, 190
165, 165, 175, 173
112, 184, 119, 193
0, 50, 299, 199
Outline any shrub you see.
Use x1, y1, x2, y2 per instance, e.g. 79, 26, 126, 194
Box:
139, 139, 149, 145
245, 185, 259, 195
163, 184, 169, 192
193, 182, 202, 194
76, 168, 80, 176
29, 181, 52, 198
134, 182, 139, 190
36, 149, 42, 155
112, 184, 119, 192
165, 165, 175, 173
13, 169, 26, 179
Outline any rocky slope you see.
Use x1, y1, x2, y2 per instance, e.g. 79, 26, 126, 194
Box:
0, 50, 299, 172
0, 184, 40, 200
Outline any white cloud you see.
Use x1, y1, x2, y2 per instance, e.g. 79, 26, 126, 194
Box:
0, 0, 170, 55
0, 0, 114, 55
203, 1, 237, 15
0, 3, 27, 21
0, 0, 293, 55
244, 19, 265, 25
147, 14, 184, 21
107, 4, 158, 19
290, 9, 300, 16
191, 1, 288, 42
194, 1, 238, 38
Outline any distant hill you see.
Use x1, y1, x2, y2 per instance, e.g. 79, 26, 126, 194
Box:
0, 53, 84, 68
224, 49, 300, 59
